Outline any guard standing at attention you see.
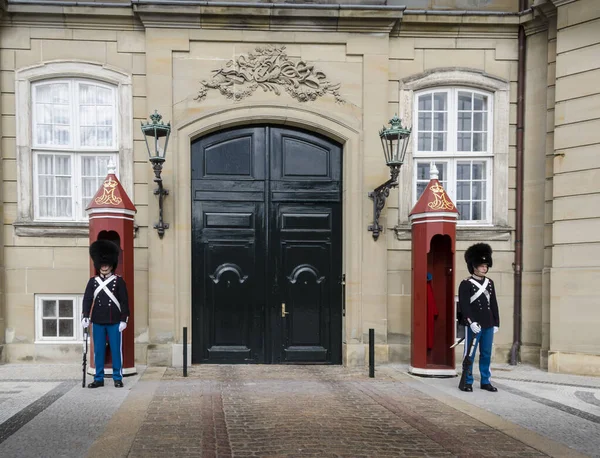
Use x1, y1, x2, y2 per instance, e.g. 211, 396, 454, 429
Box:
81, 240, 130, 388
457, 243, 500, 393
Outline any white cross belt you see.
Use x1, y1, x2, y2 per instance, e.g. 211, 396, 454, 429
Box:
469, 277, 490, 304
93, 275, 121, 312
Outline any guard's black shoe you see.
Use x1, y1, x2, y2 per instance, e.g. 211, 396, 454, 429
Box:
114, 380, 124, 388
460, 384, 473, 392
88, 380, 104, 388
481, 383, 498, 392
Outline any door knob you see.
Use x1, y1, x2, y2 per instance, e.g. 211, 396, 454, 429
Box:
281, 303, 289, 317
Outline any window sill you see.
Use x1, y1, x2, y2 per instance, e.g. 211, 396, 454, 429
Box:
393, 224, 512, 241
14, 221, 90, 237
14, 220, 139, 238
34, 340, 83, 344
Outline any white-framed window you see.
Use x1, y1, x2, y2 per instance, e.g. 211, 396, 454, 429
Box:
35, 295, 84, 342
413, 88, 494, 224
15, 61, 134, 236
31, 79, 118, 222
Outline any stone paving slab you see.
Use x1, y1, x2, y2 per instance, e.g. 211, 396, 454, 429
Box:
0, 363, 143, 458
385, 364, 599, 458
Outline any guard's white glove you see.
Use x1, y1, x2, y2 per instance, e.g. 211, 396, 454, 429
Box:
118, 322, 127, 333
493, 326, 499, 334
470, 322, 481, 334
81, 318, 90, 329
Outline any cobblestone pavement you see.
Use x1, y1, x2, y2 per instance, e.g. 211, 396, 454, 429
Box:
0, 363, 597, 457
129, 366, 548, 458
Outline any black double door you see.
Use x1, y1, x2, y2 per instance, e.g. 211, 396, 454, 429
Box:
191, 126, 342, 364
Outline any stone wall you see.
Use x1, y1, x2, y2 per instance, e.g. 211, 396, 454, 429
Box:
548, 0, 600, 375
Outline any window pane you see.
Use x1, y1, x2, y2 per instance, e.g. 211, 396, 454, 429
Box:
43, 320, 58, 337
418, 94, 432, 111
82, 156, 96, 177
55, 105, 70, 125
53, 84, 69, 104
81, 127, 97, 147
36, 125, 52, 145
472, 201, 484, 220
59, 319, 74, 337
56, 155, 71, 175
37, 104, 53, 124
472, 182, 483, 200
433, 93, 447, 111
436, 163, 447, 183
97, 127, 112, 147
35, 82, 70, 147
57, 198, 72, 218
417, 163, 429, 180
97, 156, 110, 175
418, 112, 432, 131
472, 162, 485, 179
97, 86, 112, 104
56, 177, 71, 197
457, 202, 470, 220
473, 133, 486, 152
458, 112, 472, 131
474, 93, 487, 111
418, 133, 431, 151
458, 91, 472, 110
54, 126, 70, 146
80, 105, 96, 126
457, 163, 471, 180
417, 182, 427, 199
434, 112, 446, 131
433, 133, 446, 151
39, 198, 54, 217
97, 105, 113, 126
59, 300, 73, 317
38, 155, 54, 175
78, 83, 115, 148
458, 133, 471, 152
43, 300, 57, 317
473, 112, 485, 131
36, 84, 53, 103
457, 182, 470, 200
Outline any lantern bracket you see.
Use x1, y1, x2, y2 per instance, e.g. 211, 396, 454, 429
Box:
368, 165, 401, 241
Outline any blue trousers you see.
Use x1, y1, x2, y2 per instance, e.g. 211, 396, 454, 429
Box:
92, 323, 123, 382
464, 326, 494, 385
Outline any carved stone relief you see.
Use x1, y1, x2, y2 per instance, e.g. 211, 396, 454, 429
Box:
195, 45, 345, 104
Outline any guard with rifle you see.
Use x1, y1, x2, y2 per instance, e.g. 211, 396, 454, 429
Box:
457, 243, 500, 392
81, 240, 130, 388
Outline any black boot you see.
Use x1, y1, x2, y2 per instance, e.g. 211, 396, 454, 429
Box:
460, 384, 473, 392
88, 380, 104, 388
481, 383, 498, 392
114, 380, 124, 388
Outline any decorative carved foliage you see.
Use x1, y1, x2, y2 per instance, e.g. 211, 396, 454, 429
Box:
195, 46, 345, 104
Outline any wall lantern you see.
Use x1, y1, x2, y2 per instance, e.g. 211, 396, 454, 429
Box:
141, 110, 171, 239
368, 114, 412, 240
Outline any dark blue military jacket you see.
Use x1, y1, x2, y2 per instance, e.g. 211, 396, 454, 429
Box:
82, 275, 130, 325
458, 276, 499, 329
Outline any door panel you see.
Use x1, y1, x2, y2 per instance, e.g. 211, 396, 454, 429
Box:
192, 125, 341, 364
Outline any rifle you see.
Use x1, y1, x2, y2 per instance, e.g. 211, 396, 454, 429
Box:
82, 327, 88, 388
458, 332, 481, 391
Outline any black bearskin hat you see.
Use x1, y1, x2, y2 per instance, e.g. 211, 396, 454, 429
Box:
464, 243, 493, 274
90, 239, 119, 273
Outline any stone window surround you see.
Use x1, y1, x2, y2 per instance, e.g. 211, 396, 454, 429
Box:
14, 61, 134, 237
395, 68, 511, 241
